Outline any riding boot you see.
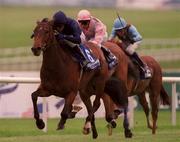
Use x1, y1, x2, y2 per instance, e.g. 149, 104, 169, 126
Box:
72, 45, 100, 71
101, 46, 118, 69
131, 52, 152, 79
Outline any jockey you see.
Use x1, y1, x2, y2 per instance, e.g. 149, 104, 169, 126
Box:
52, 10, 100, 71
77, 9, 118, 69
109, 17, 152, 79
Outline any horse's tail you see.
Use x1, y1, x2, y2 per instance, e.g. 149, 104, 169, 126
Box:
160, 85, 171, 105
104, 77, 128, 107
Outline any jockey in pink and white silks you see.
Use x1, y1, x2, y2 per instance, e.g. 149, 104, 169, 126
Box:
77, 9, 118, 69
109, 17, 152, 79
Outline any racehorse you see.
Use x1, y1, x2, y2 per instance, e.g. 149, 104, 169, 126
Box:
31, 18, 109, 139
31, 18, 132, 138
106, 40, 171, 134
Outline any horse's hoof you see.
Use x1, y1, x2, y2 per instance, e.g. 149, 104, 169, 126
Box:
57, 125, 65, 130
36, 119, 45, 129
93, 133, 98, 139
72, 105, 83, 113
152, 129, 156, 134
82, 127, 91, 135
110, 121, 117, 128
125, 129, 133, 138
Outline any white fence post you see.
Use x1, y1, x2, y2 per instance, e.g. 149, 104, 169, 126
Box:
171, 83, 177, 126
163, 77, 180, 126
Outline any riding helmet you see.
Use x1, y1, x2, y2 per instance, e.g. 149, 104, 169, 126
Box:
77, 9, 91, 21
113, 17, 127, 30
53, 11, 68, 25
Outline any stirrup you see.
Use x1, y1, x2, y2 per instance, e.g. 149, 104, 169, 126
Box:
82, 59, 100, 71
144, 69, 152, 79
108, 59, 118, 69
107, 55, 118, 69
140, 67, 152, 79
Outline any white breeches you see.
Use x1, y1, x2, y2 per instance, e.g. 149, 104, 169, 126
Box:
125, 41, 141, 55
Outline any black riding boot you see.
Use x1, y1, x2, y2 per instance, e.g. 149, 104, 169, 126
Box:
101, 46, 118, 69
131, 52, 152, 79
72, 45, 100, 71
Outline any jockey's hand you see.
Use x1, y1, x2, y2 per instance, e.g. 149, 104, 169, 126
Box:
120, 41, 131, 49
54, 30, 59, 36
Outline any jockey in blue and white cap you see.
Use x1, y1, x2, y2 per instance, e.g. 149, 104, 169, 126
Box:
53, 10, 100, 71
109, 17, 152, 79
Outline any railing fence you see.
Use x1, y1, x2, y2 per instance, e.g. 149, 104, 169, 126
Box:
0, 76, 179, 132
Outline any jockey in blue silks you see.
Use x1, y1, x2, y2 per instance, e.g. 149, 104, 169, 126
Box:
109, 17, 152, 79
53, 10, 100, 71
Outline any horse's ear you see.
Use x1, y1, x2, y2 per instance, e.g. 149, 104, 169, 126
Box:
41, 18, 49, 22
36, 20, 40, 24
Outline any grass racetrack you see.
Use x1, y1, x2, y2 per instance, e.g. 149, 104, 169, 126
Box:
0, 110, 180, 142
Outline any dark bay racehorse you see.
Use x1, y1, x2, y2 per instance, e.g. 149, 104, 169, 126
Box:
106, 40, 170, 134
31, 18, 133, 138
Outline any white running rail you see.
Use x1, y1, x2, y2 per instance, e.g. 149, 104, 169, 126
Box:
0, 76, 179, 130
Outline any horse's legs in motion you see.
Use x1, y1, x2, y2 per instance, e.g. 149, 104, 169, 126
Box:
67, 105, 83, 119
80, 93, 98, 139
31, 88, 48, 129
149, 90, 160, 134
123, 105, 133, 138
57, 92, 77, 130
93, 78, 106, 113
138, 92, 153, 129
102, 94, 117, 136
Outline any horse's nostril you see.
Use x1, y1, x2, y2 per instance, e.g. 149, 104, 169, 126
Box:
31, 47, 35, 52
37, 47, 41, 50
31, 47, 41, 51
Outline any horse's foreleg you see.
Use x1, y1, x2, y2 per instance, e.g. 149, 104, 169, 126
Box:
80, 94, 98, 139
138, 93, 153, 129
57, 92, 76, 130
123, 106, 133, 138
93, 79, 106, 113
31, 89, 46, 129
102, 94, 117, 136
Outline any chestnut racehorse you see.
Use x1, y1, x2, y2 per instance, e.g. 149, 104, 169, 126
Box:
31, 18, 109, 139
31, 18, 132, 138
105, 40, 171, 134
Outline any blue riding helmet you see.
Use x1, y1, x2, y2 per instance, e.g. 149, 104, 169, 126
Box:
113, 17, 127, 30
53, 11, 68, 25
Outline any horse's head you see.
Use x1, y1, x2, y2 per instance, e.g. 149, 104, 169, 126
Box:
31, 18, 54, 56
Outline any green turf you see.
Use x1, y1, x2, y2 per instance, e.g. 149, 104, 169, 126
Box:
0, 110, 180, 142
0, 6, 180, 48
160, 60, 180, 69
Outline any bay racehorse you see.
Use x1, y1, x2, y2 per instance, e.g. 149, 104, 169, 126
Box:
31, 18, 109, 139
31, 18, 132, 138
105, 39, 170, 134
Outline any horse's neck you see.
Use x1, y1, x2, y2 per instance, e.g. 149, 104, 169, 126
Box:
42, 40, 70, 74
